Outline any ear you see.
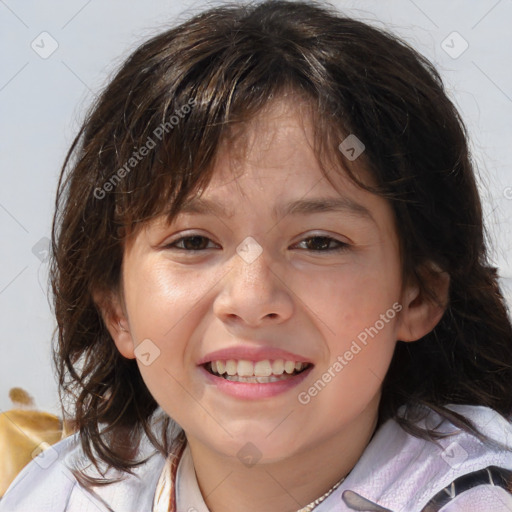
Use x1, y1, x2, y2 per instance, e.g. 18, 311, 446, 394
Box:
93, 289, 136, 359
396, 263, 450, 342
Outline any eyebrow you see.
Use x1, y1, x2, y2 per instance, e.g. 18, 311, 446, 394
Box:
276, 197, 374, 221
179, 196, 375, 222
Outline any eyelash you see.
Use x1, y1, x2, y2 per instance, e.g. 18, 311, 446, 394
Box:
294, 236, 349, 252
166, 235, 349, 253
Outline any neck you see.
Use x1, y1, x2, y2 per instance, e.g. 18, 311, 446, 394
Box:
186, 400, 379, 512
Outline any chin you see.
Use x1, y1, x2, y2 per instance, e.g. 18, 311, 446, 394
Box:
192, 426, 305, 464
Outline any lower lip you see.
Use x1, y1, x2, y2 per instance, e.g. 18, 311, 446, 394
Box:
199, 365, 313, 399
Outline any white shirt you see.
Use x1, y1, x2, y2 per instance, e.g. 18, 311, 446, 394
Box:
2, 404, 512, 511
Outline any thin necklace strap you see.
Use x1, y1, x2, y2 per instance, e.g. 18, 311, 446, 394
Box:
296, 477, 345, 512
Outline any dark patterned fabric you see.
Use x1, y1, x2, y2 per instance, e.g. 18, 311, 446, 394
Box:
420, 466, 512, 512
342, 466, 512, 512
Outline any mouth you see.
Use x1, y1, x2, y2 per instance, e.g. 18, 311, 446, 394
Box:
204, 359, 312, 383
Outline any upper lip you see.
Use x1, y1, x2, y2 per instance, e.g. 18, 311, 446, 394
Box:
197, 346, 312, 366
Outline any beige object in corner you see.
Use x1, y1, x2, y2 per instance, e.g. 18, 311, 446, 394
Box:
0, 388, 63, 497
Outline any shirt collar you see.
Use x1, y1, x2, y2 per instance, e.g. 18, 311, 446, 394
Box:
175, 444, 210, 512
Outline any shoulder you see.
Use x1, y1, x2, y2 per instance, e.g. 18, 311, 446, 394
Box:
389, 404, 512, 511
0, 435, 79, 512
324, 404, 512, 512
0, 433, 167, 512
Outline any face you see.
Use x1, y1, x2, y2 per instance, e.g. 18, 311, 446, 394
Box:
106, 98, 440, 465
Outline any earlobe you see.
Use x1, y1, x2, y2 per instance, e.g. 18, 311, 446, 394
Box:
93, 290, 136, 359
396, 266, 450, 342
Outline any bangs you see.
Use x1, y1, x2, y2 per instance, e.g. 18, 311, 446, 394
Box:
79, 6, 363, 239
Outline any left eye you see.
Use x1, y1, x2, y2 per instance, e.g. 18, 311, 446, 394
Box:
294, 236, 348, 252
167, 236, 217, 251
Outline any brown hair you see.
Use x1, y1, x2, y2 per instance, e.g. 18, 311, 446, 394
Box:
51, 0, 512, 480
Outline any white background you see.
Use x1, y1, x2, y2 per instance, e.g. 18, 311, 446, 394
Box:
1, 0, 511, 416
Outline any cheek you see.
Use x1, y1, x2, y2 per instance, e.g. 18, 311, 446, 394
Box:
296, 255, 402, 344
124, 260, 214, 342
294, 253, 402, 421
122, 260, 220, 403
295, 251, 401, 402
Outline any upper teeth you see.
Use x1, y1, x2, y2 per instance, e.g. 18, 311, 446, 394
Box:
209, 359, 307, 377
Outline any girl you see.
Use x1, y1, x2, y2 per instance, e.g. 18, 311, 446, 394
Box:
2, 1, 512, 510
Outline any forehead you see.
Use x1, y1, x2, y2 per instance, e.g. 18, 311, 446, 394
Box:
187, 98, 377, 215
213, 96, 319, 175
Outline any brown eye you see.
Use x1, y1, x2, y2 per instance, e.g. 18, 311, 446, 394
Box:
305, 237, 332, 250
295, 236, 348, 252
171, 236, 213, 250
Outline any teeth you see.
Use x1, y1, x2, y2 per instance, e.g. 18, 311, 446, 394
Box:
207, 358, 309, 380
284, 360, 296, 374
254, 360, 272, 377
226, 360, 237, 376
272, 359, 284, 375
237, 360, 254, 377
224, 374, 292, 383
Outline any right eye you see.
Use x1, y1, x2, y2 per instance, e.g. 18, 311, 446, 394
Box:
165, 235, 218, 251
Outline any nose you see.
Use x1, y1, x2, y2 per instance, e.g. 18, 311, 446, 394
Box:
213, 241, 294, 328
